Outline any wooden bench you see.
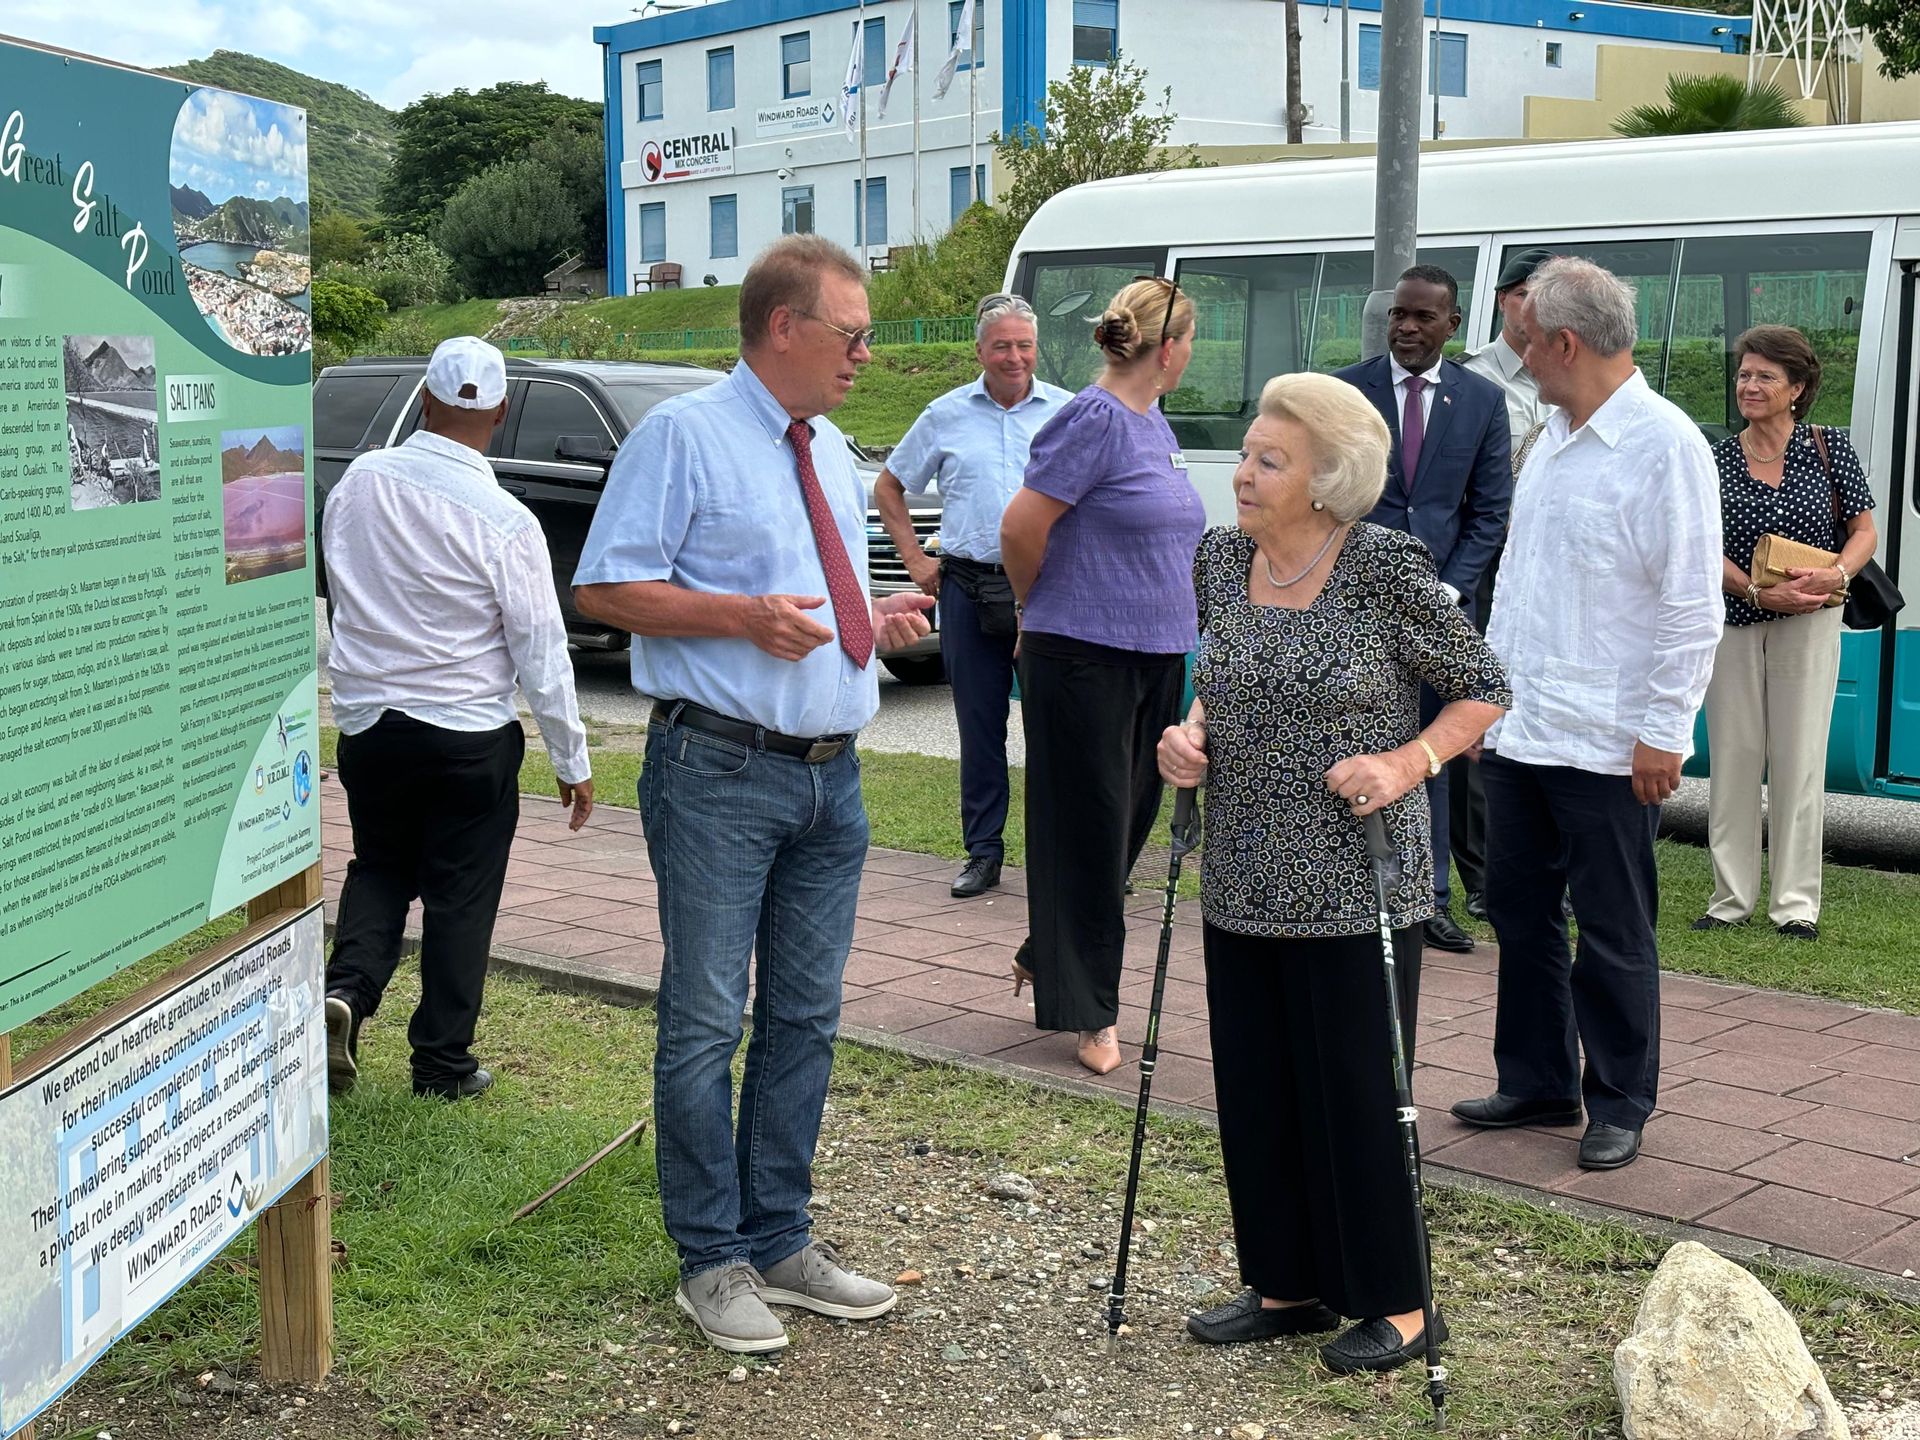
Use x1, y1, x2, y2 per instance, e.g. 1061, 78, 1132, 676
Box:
632, 261, 683, 292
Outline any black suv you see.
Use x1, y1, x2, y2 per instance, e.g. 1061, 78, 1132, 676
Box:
312, 355, 945, 682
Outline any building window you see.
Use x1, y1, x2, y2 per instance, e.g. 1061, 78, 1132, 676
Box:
863, 17, 887, 93
855, 177, 888, 248
1545, 41, 1563, 67
1359, 24, 1381, 90
1072, 0, 1117, 68
639, 201, 667, 264
949, 163, 987, 220
782, 184, 815, 235
782, 31, 811, 98
948, 0, 987, 71
710, 194, 738, 258
637, 59, 663, 121
1429, 31, 1468, 97
708, 47, 735, 109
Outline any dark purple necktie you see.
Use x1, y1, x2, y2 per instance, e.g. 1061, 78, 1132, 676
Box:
1400, 375, 1427, 496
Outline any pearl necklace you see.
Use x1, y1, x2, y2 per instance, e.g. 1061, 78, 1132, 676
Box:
1262, 527, 1342, 589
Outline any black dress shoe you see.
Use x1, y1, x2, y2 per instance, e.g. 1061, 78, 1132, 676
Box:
414, 1067, 494, 1101
1320, 1311, 1449, 1374
1423, 912, 1475, 953
1463, 890, 1488, 921
325, 994, 361, 1095
1187, 1288, 1341, 1345
1777, 920, 1819, 941
1578, 1121, 1641, 1170
951, 855, 1002, 898
1690, 915, 1739, 931
1451, 1091, 1583, 1128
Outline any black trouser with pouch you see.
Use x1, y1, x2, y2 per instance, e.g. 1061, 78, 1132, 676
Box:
941, 555, 1020, 863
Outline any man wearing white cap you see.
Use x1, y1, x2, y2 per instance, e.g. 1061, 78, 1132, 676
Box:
322, 336, 594, 1100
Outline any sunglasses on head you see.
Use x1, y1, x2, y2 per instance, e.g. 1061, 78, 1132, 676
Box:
1133, 274, 1181, 342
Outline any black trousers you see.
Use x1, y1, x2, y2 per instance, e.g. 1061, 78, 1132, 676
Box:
1447, 562, 1498, 898
325, 711, 525, 1091
940, 569, 1018, 861
1018, 639, 1184, 1033
1482, 752, 1663, 1129
1205, 922, 1429, 1319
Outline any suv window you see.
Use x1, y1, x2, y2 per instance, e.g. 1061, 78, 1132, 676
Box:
313, 373, 402, 448
515, 380, 614, 462
602, 378, 720, 429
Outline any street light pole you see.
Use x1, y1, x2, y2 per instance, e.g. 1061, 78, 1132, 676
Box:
1340, 0, 1352, 143
1363, 0, 1423, 360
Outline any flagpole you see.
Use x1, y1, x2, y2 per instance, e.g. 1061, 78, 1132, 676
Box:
858, 0, 868, 266
967, 3, 978, 206
911, 0, 922, 242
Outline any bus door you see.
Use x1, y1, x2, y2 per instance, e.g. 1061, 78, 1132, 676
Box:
1878, 258, 1919, 795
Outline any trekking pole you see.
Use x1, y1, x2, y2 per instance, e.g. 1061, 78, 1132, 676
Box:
1105, 785, 1201, 1349
1362, 810, 1449, 1428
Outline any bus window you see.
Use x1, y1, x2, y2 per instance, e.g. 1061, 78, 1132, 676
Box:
1022, 251, 1167, 395
1497, 238, 1677, 397
1164, 253, 1317, 451
1310, 245, 1477, 371
1671, 231, 1870, 436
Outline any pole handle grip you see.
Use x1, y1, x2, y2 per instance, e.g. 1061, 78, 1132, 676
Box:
1173, 786, 1198, 831
1363, 809, 1393, 863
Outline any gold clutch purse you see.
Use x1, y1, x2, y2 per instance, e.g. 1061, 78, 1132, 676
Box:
1750, 533, 1846, 607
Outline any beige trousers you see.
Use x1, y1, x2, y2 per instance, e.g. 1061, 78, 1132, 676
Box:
1703, 606, 1844, 925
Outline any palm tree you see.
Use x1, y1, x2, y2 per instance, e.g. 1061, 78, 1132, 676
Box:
1613, 73, 1808, 137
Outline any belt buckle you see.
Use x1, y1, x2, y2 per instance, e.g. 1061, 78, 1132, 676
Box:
803, 738, 843, 764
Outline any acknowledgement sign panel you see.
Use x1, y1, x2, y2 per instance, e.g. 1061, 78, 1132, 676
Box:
0, 39, 321, 1033
0, 904, 326, 1438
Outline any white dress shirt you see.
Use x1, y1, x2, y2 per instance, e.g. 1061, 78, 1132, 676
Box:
324, 430, 590, 783
1485, 369, 1723, 774
1390, 355, 1443, 429
1463, 331, 1552, 448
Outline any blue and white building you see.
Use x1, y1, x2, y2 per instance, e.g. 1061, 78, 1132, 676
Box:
592, 0, 1749, 293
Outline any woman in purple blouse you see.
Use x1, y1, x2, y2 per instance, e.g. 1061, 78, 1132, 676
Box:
999, 277, 1206, 1075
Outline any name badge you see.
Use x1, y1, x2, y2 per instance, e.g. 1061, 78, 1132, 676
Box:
1169, 451, 1188, 470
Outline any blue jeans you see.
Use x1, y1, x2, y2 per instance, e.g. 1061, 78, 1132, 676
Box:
641, 717, 869, 1280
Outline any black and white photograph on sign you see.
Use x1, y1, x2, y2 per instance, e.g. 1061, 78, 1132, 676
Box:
220, 425, 307, 583
170, 88, 313, 357
64, 334, 160, 510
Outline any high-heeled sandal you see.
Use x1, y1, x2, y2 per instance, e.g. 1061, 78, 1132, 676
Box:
1010, 958, 1034, 997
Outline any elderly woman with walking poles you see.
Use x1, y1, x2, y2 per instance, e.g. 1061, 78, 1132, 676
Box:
1157, 372, 1509, 1373
1694, 324, 1878, 942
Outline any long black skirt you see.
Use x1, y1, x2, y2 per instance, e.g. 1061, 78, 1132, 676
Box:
1204, 920, 1430, 1319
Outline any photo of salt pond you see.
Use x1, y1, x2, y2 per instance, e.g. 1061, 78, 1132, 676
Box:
221, 425, 307, 583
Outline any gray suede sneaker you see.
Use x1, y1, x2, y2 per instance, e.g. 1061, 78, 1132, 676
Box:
759, 1241, 898, 1320
675, 1264, 788, 1355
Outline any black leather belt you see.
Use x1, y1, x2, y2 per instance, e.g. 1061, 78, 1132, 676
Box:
651, 700, 853, 764
942, 554, 1006, 574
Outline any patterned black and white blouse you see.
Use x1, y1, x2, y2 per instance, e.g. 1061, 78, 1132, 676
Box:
1715, 424, 1874, 628
1193, 523, 1512, 940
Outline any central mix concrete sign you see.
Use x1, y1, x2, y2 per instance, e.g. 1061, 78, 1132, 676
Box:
622, 127, 737, 189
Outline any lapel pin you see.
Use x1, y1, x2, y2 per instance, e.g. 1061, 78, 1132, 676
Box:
1442, 395, 1453, 405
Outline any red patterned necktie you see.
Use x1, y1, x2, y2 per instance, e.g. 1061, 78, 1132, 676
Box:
786, 420, 874, 669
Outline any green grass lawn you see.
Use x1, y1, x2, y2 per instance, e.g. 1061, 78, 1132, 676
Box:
398, 299, 505, 343
584, 285, 744, 333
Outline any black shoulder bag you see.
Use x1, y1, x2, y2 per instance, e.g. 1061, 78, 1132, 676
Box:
1813, 425, 1905, 632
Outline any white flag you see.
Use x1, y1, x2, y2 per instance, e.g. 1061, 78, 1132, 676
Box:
878, 9, 916, 119
934, 0, 973, 100
841, 18, 861, 140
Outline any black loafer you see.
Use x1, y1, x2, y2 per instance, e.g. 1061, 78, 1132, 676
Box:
1690, 915, 1739, 931
1423, 913, 1475, 953
1187, 1288, 1340, 1345
1451, 1091, 1583, 1128
951, 855, 1002, 898
414, 1067, 494, 1101
1777, 920, 1818, 941
324, 994, 361, 1095
1578, 1121, 1641, 1170
1320, 1312, 1449, 1375
1463, 890, 1488, 921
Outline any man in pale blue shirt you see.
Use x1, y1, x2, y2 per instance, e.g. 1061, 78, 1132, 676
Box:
874, 294, 1070, 897
574, 236, 930, 1357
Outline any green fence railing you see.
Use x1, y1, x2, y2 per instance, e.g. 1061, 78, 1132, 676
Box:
504, 313, 976, 354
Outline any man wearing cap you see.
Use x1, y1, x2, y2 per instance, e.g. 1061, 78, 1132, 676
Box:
322, 336, 594, 1101
1455, 247, 1556, 920
573, 235, 932, 1356
873, 293, 1071, 898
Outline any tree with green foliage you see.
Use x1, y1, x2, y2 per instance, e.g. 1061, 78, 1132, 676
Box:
868, 205, 1016, 322
312, 212, 370, 266
382, 82, 601, 238
312, 279, 388, 350
323, 233, 456, 309
438, 160, 583, 298
992, 56, 1206, 231
1612, 73, 1806, 137
1849, 0, 1920, 79
527, 123, 608, 269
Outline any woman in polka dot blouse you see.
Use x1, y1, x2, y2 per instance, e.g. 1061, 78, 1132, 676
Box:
1696, 325, 1878, 942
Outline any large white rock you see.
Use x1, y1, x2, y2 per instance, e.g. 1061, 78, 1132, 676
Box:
1614, 1241, 1849, 1440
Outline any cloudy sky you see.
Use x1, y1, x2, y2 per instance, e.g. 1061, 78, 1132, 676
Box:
4, 0, 679, 109
171, 89, 310, 203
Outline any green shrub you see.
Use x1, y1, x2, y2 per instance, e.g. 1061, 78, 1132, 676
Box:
312, 278, 387, 350
869, 205, 1016, 323
370, 312, 441, 357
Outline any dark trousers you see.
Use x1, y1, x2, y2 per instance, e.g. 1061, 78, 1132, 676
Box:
1447, 563, 1498, 898
1018, 641, 1184, 1032
1482, 752, 1663, 1130
940, 569, 1018, 862
1205, 922, 1428, 1319
1421, 687, 1451, 907
325, 711, 524, 1092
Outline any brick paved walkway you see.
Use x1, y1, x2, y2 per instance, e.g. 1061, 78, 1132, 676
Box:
318, 772, 1920, 1283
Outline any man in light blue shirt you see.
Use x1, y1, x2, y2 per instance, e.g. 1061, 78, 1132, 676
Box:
874, 294, 1070, 897
574, 236, 930, 1356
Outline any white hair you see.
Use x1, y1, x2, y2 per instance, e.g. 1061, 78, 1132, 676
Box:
975, 293, 1037, 342
1526, 256, 1639, 358
1257, 372, 1390, 524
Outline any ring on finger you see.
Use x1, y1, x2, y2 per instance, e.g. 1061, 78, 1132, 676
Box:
1354, 793, 1370, 807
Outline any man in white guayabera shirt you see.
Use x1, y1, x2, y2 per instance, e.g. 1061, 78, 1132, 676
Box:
1452, 257, 1722, 1174
321, 336, 593, 1101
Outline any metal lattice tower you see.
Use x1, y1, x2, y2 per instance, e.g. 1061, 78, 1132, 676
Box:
1748, 0, 1862, 117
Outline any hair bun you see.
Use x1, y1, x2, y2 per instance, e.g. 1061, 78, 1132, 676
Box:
1092, 304, 1141, 358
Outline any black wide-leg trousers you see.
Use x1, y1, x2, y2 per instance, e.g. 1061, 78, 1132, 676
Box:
1018, 641, 1184, 1033
325, 710, 524, 1091
1204, 921, 1429, 1320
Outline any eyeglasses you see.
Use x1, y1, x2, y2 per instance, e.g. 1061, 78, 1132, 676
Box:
798, 310, 876, 355
1133, 274, 1182, 342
